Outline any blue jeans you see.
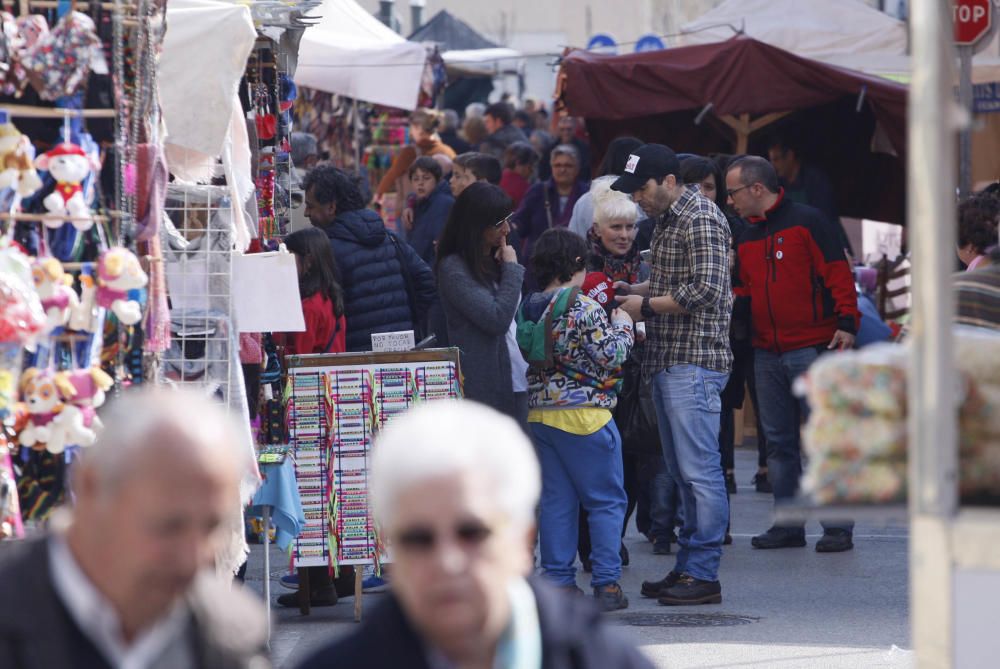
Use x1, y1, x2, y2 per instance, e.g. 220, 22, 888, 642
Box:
649, 457, 679, 543
651, 365, 730, 582
754, 347, 853, 532
533, 421, 627, 588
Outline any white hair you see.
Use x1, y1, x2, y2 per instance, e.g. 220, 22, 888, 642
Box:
371, 400, 540, 531
550, 143, 580, 166
465, 102, 486, 119
83, 388, 248, 492
591, 175, 640, 227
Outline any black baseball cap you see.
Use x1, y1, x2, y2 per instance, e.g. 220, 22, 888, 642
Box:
610, 144, 681, 193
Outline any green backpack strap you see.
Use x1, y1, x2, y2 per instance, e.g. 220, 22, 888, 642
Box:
516, 287, 580, 369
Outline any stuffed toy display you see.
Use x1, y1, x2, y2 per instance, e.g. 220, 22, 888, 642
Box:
52, 367, 112, 447
93, 247, 148, 325
35, 141, 98, 229
16, 367, 66, 452
0, 122, 42, 196
30, 257, 78, 335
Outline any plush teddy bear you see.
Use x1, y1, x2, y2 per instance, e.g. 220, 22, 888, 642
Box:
34, 141, 97, 229
31, 257, 78, 335
17, 368, 66, 452
0, 122, 42, 196
95, 247, 147, 325
53, 366, 112, 445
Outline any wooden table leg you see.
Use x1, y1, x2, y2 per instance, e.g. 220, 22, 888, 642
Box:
353, 568, 363, 622
298, 567, 311, 616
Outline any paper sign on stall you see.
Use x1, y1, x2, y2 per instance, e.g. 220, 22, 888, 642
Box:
371, 330, 415, 352
233, 250, 305, 332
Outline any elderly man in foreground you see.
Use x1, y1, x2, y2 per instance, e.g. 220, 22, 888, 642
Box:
0, 390, 268, 669
299, 400, 653, 669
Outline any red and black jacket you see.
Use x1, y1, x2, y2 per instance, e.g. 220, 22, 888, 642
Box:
734, 191, 859, 353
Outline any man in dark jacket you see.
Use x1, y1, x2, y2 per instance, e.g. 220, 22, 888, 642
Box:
726, 156, 859, 553
303, 165, 437, 351
296, 401, 653, 669
481, 102, 528, 159
0, 390, 268, 669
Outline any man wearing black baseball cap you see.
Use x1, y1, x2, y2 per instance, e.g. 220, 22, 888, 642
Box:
612, 144, 733, 606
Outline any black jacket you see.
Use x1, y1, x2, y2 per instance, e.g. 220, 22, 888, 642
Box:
324, 208, 437, 351
0, 538, 268, 669
297, 577, 654, 669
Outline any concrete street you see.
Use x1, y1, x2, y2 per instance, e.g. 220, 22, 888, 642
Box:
245, 446, 912, 669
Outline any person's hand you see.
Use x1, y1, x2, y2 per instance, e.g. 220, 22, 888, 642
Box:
828, 330, 856, 351
615, 294, 643, 322
613, 280, 632, 296
402, 207, 415, 231
495, 237, 517, 264
611, 307, 634, 328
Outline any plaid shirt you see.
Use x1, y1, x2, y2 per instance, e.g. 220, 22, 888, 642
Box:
644, 187, 733, 373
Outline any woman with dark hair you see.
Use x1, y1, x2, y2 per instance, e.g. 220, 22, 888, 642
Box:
283, 227, 346, 355
569, 136, 644, 239
957, 196, 999, 270
436, 182, 526, 419
517, 227, 634, 611
680, 156, 726, 210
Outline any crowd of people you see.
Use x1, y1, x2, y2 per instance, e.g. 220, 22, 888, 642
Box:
280, 100, 907, 614
4, 97, 997, 669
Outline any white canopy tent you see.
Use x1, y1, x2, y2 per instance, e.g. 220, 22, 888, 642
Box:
441, 47, 523, 77
295, 0, 426, 110
679, 0, 1000, 84
679, 0, 906, 61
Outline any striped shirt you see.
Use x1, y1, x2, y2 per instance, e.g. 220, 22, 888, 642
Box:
955, 263, 1000, 331
644, 186, 734, 373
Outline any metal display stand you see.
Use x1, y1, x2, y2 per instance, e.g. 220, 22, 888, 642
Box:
284, 348, 463, 622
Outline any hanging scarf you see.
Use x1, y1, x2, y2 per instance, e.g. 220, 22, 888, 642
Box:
586, 227, 643, 284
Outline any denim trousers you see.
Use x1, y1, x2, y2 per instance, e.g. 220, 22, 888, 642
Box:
754, 347, 853, 533
533, 421, 627, 588
648, 456, 679, 543
651, 365, 730, 582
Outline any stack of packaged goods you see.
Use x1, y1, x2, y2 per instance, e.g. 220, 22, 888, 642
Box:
956, 329, 1000, 504
799, 345, 909, 505
799, 329, 1000, 507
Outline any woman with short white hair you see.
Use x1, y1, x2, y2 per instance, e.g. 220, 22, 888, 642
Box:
297, 400, 653, 669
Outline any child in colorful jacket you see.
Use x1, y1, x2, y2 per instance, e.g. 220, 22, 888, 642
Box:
516, 228, 634, 612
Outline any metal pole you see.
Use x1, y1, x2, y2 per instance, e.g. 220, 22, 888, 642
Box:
262, 506, 272, 643
959, 46, 973, 198
909, 0, 959, 667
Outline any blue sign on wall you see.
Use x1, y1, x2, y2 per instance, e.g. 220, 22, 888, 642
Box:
974, 82, 1000, 113
635, 34, 666, 52
587, 33, 618, 53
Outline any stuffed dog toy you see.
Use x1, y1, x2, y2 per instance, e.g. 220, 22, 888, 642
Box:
31, 257, 78, 335
94, 247, 147, 325
35, 141, 98, 229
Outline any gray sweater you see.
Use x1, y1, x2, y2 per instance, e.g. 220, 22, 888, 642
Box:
437, 255, 526, 418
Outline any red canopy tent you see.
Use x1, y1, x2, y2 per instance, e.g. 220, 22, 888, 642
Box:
556, 37, 908, 224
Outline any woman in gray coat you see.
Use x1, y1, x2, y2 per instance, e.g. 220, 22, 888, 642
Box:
436, 182, 526, 418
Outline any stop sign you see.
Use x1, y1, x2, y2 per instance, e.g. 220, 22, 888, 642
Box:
954, 0, 992, 45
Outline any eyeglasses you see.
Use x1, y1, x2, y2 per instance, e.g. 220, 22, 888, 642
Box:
726, 185, 751, 198
394, 521, 493, 553
494, 213, 514, 228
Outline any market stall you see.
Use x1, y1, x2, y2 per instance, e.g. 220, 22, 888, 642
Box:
556, 36, 907, 224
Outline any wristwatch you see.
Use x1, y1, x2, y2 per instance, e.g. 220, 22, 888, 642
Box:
641, 296, 656, 319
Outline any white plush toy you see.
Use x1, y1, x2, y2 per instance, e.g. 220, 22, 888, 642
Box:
35, 142, 97, 230
95, 247, 147, 325
31, 257, 78, 335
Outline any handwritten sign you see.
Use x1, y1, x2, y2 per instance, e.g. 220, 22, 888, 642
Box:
371, 330, 415, 352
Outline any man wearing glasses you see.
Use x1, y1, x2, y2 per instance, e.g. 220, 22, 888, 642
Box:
297, 401, 653, 669
611, 144, 733, 606
724, 155, 858, 553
